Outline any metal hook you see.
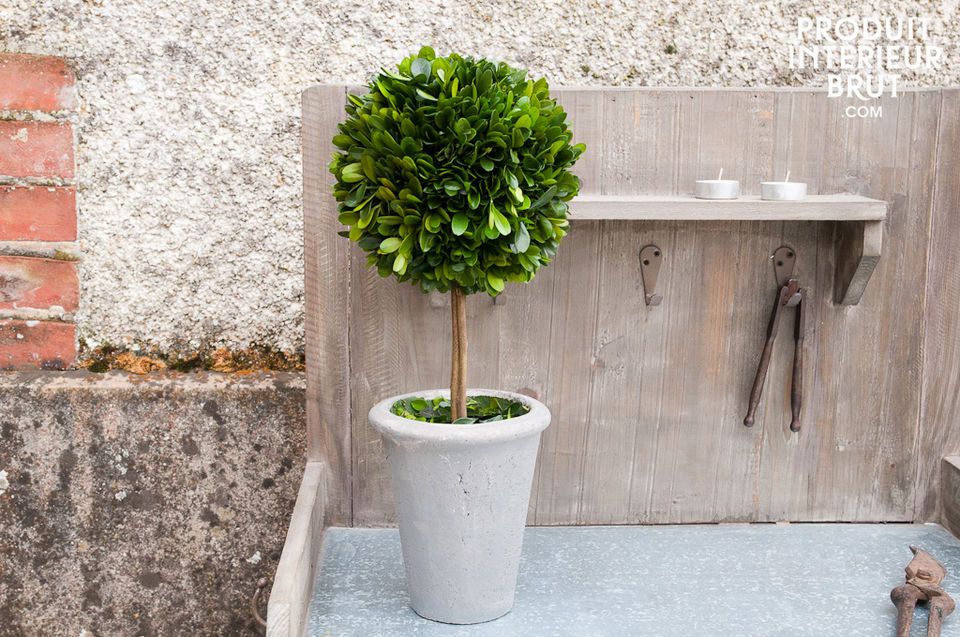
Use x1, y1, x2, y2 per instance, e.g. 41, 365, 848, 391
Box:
639, 245, 663, 306
772, 245, 797, 287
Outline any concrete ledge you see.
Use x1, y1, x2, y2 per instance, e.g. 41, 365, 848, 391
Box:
0, 371, 306, 635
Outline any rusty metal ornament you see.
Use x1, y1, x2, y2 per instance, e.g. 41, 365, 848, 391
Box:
891, 546, 955, 637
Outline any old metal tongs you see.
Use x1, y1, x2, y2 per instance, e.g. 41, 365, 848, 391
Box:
743, 247, 807, 433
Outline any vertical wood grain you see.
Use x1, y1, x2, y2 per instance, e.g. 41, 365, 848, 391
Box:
916, 89, 960, 521
577, 90, 678, 523
302, 85, 352, 526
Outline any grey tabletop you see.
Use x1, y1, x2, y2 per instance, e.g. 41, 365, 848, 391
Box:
308, 523, 960, 636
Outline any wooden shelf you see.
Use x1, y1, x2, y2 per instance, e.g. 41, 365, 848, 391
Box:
568, 193, 888, 306
569, 194, 887, 221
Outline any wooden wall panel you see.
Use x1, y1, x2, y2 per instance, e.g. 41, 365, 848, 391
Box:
302, 85, 352, 526
917, 89, 960, 521
306, 87, 954, 526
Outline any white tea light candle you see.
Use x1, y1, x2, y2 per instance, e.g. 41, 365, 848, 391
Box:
761, 172, 807, 201
695, 169, 740, 200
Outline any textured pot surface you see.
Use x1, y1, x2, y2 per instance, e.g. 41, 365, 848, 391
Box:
369, 389, 550, 625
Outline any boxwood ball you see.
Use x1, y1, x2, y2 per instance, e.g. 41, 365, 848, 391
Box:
329, 47, 585, 297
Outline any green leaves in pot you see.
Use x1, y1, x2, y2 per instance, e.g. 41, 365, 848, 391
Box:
391, 395, 530, 424
329, 46, 585, 297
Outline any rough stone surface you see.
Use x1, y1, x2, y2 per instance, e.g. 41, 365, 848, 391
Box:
0, 371, 306, 636
1, 1, 958, 353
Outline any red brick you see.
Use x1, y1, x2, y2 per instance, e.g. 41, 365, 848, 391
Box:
0, 255, 78, 313
0, 185, 76, 240
0, 54, 76, 112
0, 320, 76, 370
0, 121, 74, 179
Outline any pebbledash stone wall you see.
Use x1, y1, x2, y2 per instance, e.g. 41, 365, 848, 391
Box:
3, 1, 960, 358
0, 372, 306, 636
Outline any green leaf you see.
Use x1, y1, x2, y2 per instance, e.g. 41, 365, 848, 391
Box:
425, 214, 442, 233
361, 154, 377, 181
479, 158, 494, 171
419, 228, 433, 252
379, 237, 402, 253
467, 190, 481, 210
415, 88, 437, 101
341, 162, 363, 183
452, 214, 469, 236
490, 205, 511, 235
392, 253, 407, 274
411, 57, 432, 79
477, 69, 493, 93
529, 185, 557, 210
357, 236, 380, 250
487, 271, 505, 293
512, 223, 531, 253
455, 118, 471, 135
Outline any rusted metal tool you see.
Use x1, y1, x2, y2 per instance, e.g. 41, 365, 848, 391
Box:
891, 546, 955, 637
789, 287, 806, 432
743, 247, 807, 431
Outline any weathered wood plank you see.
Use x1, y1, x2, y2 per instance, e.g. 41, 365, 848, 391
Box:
267, 462, 327, 637
813, 91, 934, 521
651, 92, 775, 522
578, 90, 680, 524
530, 221, 603, 525
756, 91, 827, 520
941, 457, 960, 535
916, 89, 960, 521
302, 85, 352, 526
570, 194, 888, 221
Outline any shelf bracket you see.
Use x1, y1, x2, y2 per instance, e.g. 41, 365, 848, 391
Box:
834, 219, 883, 305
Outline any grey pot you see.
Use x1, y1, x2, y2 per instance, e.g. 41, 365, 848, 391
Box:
368, 388, 551, 625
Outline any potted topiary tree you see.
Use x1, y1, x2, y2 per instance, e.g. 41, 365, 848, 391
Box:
329, 47, 584, 624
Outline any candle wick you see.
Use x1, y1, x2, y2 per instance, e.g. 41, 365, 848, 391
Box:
784, 170, 791, 183
718, 168, 723, 180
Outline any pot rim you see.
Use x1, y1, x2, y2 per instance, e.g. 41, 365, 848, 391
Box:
368, 388, 550, 444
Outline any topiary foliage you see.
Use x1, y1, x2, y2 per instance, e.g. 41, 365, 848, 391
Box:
391, 395, 530, 424
329, 47, 585, 297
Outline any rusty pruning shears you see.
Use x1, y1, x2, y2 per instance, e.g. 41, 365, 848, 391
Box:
743, 247, 807, 433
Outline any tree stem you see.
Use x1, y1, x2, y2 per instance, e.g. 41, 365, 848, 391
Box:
450, 285, 468, 421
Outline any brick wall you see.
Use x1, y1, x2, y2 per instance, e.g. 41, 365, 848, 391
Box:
0, 54, 78, 369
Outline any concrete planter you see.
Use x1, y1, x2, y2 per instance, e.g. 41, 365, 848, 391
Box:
368, 388, 550, 624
